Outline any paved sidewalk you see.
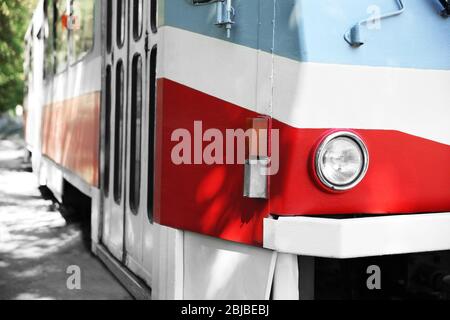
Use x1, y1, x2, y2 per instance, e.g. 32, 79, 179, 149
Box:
0, 140, 132, 300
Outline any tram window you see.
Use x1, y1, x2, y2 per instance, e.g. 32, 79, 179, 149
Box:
130, 55, 143, 214
150, 0, 157, 34
71, 0, 95, 62
106, 0, 112, 53
104, 65, 112, 197
148, 46, 157, 223
114, 60, 125, 204
117, 0, 125, 48
44, 0, 55, 78
54, 0, 68, 73
133, 0, 143, 40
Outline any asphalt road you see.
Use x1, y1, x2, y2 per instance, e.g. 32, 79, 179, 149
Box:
0, 139, 132, 300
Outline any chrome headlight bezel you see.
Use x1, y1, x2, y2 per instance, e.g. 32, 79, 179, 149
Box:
315, 131, 370, 191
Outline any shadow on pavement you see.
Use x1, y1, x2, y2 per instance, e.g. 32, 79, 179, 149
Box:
0, 139, 132, 300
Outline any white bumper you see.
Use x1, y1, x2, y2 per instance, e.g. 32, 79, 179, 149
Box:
263, 213, 450, 259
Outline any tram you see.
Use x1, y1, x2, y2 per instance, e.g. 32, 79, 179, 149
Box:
23, 0, 450, 299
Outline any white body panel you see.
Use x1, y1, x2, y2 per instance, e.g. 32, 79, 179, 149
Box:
151, 224, 184, 300
264, 213, 450, 259
183, 232, 276, 300
151, 227, 278, 300
272, 253, 299, 300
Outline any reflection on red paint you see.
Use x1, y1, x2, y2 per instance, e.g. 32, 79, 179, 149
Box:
196, 167, 227, 203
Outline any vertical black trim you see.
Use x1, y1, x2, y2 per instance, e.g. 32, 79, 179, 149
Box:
130, 54, 143, 215
147, 46, 157, 223
114, 60, 124, 204
104, 65, 112, 197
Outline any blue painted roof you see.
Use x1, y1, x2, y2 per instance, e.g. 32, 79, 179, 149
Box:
163, 0, 450, 70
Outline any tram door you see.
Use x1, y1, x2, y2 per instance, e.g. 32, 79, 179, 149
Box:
102, 0, 157, 284
102, 0, 131, 261
123, 0, 157, 282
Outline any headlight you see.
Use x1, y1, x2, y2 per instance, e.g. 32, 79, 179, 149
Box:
315, 131, 369, 191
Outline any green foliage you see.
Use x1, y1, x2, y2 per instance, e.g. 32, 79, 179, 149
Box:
0, 0, 37, 112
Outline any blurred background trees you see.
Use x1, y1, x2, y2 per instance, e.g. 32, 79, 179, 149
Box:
0, 0, 38, 113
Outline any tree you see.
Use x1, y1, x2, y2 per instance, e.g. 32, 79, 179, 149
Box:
0, 0, 37, 113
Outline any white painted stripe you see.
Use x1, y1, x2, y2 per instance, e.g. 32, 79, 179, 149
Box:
159, 26, 259, 113
160, 26, 450, 145
273, 59, 450, 146
264, 213, 450, 259
46, 55, 102, 104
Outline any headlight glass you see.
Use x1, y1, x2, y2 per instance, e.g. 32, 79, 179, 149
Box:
316, 132, 369, 191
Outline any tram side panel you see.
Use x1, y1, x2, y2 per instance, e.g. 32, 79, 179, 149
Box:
36, 1, 102, 227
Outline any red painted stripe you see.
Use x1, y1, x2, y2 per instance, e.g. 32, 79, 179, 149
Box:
155, 79, 450, 246
154, 79, 269, 245
42, 92, 100, 187
270, 127, 450, 216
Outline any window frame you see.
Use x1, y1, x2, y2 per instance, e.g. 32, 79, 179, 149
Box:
46, 0, 97, 79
